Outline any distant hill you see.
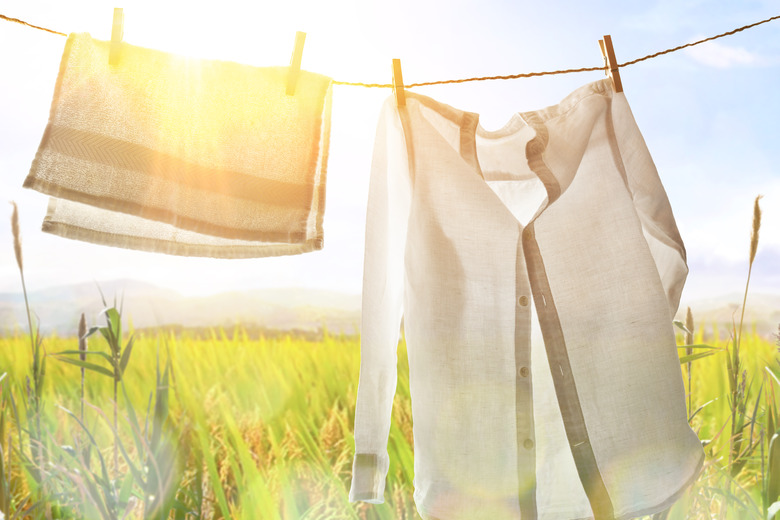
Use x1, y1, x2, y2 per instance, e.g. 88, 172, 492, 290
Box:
676, 292, 780, 339
0, 280, 361, 336
0, 279, 776, 340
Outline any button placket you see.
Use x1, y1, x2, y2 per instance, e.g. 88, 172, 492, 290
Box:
515, 238, 534, 441
515, 234, 537, 516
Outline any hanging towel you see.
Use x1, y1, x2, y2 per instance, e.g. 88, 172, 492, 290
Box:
24, 32, 332, 258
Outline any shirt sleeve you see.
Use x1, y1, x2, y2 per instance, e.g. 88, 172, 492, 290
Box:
349, 98, 412, 504
611, 92, 688, 317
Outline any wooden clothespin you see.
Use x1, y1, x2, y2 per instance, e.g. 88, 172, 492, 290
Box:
109, 7, 124, 66
598, 34, 623, 93
392, 58, 405, 107
286, 31, 306, 96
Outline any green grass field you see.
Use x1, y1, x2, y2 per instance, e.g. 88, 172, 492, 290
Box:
0, 320, 778, 519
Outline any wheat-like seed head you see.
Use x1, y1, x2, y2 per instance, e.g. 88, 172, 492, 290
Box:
78, 313, 88, 361
282, 422, 304, 460
393, 394, 415, 447
217, 456, 234, 501
685, 307, 694, 346
239, 414, 269, 467
10, 201, 22, 272
319, 403, 343, 457
392, 483, 406, 520
750, 195, 763, 265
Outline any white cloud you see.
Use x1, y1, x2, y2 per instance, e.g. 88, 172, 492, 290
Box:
685, 39, 764, 68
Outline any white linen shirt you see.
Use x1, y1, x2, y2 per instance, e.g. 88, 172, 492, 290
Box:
349, 79, 705, 520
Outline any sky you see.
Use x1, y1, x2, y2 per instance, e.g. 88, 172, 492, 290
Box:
0, 0, 778, 305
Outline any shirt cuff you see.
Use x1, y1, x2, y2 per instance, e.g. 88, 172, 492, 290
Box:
348, 453, 387, 503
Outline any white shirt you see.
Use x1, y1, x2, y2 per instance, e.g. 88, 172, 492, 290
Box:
349, 79, 704, 520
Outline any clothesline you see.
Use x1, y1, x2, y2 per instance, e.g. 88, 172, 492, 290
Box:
1, 12, 778, 88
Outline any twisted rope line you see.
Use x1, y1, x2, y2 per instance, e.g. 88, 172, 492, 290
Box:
0, 14, 67, 36
2, 12, 778, 88
332, 65, 606, 88
619, 13, 780, 67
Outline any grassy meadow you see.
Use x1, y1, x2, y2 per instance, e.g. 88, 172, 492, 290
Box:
0, 320, 778, 520
0, 323, 416, 520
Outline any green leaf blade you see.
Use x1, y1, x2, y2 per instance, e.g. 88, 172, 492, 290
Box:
53, 357, 115, 378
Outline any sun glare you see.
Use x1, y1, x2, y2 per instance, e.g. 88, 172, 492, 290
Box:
116, 1, 378, 73
35, 1, 381, 297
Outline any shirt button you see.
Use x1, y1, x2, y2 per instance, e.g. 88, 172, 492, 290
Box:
518, 295, 529, 307
524, 439, 534, 450
518, 366, 529, 378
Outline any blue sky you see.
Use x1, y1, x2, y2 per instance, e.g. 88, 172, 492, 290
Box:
0, 0, 778, 304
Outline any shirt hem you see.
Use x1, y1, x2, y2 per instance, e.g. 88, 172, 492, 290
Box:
611, 448, 705, 520
414, 448, 704, 520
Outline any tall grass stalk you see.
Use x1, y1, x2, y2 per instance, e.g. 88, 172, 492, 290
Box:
686, 307, 694, 416
1, 371, 10, 516
738, 195, 763, 348
713, 195, 763, 520
9, 202, 50, 520
77, 313, 88, 466
729, 195, 763, 472
54, 304, 135, 478
9, 204, 31, 360
78, 314, 86, 423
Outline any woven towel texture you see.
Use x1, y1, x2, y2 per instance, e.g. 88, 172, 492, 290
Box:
25, 32, 332, 258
